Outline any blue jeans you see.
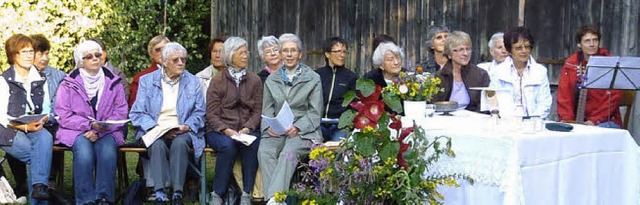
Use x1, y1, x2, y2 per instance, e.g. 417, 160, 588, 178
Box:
1, 129, 52, 205
598, 121, 621, 129
320, 124, 348, 142
72, 134, 117, 204
205, 131, 260, 195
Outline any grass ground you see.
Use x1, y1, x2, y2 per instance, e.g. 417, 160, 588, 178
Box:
0, 150, 219, 205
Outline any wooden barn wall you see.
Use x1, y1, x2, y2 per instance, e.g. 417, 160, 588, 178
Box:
210, 0, 639, 81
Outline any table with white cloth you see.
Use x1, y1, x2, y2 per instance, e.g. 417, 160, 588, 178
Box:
407, 110, 639, 205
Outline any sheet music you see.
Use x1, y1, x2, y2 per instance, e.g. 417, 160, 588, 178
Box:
141, 125, 181, 147
261, 101, 294, 135
586, 56, 640, 90
88, 116, 130, 126
230, 133, 257, 146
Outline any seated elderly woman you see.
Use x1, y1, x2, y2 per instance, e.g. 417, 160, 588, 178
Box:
130, 42, 205, 205
420, 25, 450, 73
55, 40, 128, 205
363, 42, 405, 87
258, 33, 323, 203
206, 37, 263, 205
490, 27, 552, 118
256, 35, 282, 83
432, 31, 490, 112
0, 34, 53, 204
477, 32, 508, 74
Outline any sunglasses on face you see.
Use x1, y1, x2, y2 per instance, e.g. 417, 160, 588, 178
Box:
83, 52, 103, 60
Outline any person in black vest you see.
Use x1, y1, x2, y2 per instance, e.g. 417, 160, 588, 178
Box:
0, 34, 53, 204
316, 37, 357, 141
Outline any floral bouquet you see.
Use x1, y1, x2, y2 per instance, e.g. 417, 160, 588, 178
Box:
384, 66, 442, 102
284, 78, 469, 205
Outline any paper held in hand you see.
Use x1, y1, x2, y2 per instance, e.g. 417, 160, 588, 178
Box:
8, 114, 47, 124
141, 125, 181, 147
88, 116, 130, 126
261, 101, 294, 135
230, 133, 257, 146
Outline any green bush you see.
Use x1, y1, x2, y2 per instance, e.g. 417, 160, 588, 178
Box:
0, 0, 210, 76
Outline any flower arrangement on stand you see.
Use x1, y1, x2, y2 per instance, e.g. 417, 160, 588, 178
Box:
384, 66, 442, 102
284, 78, 470, 205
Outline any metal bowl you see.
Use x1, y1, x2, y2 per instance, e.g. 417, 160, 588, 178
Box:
434, 101, 458, 115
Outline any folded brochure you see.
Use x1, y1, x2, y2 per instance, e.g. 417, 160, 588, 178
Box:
141, 125, 181, 147
261, 101, 294, 135
8, 114, 47, 124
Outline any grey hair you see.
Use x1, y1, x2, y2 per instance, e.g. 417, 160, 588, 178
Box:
257, 35, 279, 56
426, 25, 450, 54
221, 37, 248, 66
161, 42, 187, 61
488, 32, 504, 50
372, 42, 404, 68
73, 40, 103, 68
278, 33, 303, 53
443, 31, 472, 57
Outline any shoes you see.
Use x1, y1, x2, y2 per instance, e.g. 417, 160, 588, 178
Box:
95, 198, 113, 205
172, 194, 184, 205
209, 192, 223, 205
240, 192, 252, 205
31, 183, 50, 200
153, 190, 169, 205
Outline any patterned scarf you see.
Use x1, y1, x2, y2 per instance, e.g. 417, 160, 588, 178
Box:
280, 63, 302, 86
228, 67, 247, 86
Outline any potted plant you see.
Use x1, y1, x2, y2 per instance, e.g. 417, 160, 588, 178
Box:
383, 66, 442, 120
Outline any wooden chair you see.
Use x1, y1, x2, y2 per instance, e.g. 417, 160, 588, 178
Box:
621, 90, 636, 129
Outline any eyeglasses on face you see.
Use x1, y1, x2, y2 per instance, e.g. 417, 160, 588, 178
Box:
171, 57, 187, 63
19, 50, 35, 56
513, 44, 532, 52
263, 47, 279, 55
83, 52, 103, 60
451, 47, 472, 53
581, 38, 599, 45
281, 48, 299, 55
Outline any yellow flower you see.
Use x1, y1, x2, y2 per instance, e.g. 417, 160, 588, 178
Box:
362, 126, 375, 133
274, 191, 287, 202
309, 148, 321, 160
302, 199, 318, 205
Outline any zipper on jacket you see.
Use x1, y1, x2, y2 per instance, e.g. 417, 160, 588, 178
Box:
324, 68, 337, 118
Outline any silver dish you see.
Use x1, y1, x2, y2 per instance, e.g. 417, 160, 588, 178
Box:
435, 101, 458, 116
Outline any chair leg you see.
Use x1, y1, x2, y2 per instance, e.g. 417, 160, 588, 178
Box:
55, 152, 65, 191
117, 152, 129, 190
200, 152, 207, 205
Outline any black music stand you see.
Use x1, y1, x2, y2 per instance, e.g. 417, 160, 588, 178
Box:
584, 56, 640, 90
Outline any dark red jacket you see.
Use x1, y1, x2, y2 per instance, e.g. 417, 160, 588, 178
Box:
556, 48, 622, 126
128, 63, 159, 107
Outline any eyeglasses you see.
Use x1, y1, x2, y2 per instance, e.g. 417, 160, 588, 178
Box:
154, 47, 163, 53
281, 48, 299, 55
83, 52, 103, 60
330, 50, 348, 55
171, 57, 186, 63
581, 38, 599, 45
513, 44, 532, 52
451, 47, 472, 53
263, 47, 279, 56
18, 50, 35, 56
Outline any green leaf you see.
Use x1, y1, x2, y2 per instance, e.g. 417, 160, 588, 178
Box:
356, 78, 375, 97
354, 133, 376, 157
379, 142, 400, 163
342, 91, 356, 107
383, 92, 404, 113
338, 110, 356, 129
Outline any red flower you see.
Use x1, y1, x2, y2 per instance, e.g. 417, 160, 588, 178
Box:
354, 112, 377, 129
363, 101, 384, 122
389, 114, 402, 131
397, 127, 414, 169
359, 85, 382, 103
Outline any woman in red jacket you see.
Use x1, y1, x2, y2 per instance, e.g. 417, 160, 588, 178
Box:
556, 25, 622, 128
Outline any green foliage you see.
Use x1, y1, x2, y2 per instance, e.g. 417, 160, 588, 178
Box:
1, 0, 211, 76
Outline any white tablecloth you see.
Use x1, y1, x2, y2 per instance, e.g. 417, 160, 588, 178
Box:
408, 110, 640, 205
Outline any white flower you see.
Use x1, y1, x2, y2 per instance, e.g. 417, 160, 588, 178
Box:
399, 84, 409, 94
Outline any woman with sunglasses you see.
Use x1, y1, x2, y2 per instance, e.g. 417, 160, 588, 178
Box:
55, 40, 128, 205
0, 34, 53, 205
490, 27, 552, 118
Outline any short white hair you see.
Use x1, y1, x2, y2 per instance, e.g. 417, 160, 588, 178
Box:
278, 33, 303, 53
372, 42, 404, 68
488, 32, 504, 50
221, 37, 248, 67
161, 42, 187, 61
257, 36, 278, 56
73, 40, 103, 68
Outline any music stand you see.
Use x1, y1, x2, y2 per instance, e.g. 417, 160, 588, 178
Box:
585, 56, 640, 90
